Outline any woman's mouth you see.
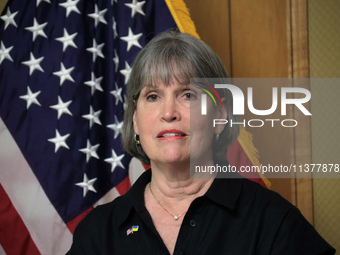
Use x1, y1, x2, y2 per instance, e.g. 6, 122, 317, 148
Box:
157, 130, 187, 140
159, 133, 186, 137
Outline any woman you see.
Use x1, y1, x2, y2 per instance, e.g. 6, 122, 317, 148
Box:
67, 31, 335, 255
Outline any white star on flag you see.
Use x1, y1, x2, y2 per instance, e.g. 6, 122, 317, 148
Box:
105, 149, 125, 172
120, 61, 132, 84
56, 29, 78, 52
19, 87, 41, 109
22, 53, 44, 75
36, 0, 51, 7
112, 17, 118, 38
125, 0, 146, 18
82, 106, 102, 128
107, 116, 123, 139
75, 174, 97, 197
120, 28, 142, 51
59, 0, 81, 17
87, 39, 105, 62
111, 83, 123, 105
25, 18, 48, 41
0, 41, 14, 64
0, 8, 18, 29
48, 130, 70, 153
50, 96, 73, 119
53, 63, 75, 86
113, 50, 119, 72
123, 95, 128, 110
88, 4, 108, 27
84, 72, 104, 95
79, 140, 100, 162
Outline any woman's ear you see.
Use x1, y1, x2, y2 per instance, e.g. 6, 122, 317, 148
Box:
132, 100, 139, 135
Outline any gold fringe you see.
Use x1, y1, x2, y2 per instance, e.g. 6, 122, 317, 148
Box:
164, 0, 271, 189
165, 0, 200, 38
237, 128, 271, 188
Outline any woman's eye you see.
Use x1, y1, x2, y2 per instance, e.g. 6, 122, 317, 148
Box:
146, 94, 158, 101
184, 92, 197, 100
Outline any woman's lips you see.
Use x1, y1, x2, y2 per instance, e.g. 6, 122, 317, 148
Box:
157, 129, 187, 140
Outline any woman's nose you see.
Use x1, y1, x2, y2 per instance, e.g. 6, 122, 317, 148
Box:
161, 97, 180, 122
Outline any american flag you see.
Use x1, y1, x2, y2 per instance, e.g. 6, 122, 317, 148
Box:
0, 0, 179, 253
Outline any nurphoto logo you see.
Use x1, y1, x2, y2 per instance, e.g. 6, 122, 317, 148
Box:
195, 79, 312, 128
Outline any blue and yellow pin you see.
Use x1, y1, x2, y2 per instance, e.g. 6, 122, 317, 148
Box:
126, 225, 139, 236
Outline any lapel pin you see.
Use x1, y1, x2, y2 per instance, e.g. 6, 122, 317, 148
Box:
126, 225, 139, 236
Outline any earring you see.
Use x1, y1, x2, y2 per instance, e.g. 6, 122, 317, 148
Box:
134, 134, 141, 145
215, 134, 220, 141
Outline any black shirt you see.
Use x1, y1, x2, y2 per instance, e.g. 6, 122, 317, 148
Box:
67, 170, 335, 255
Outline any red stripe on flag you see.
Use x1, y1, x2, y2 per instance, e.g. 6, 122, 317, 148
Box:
115, 176, 131, 196
66, 207, 93, 234
0, 184, 40, 255
141, 162, 151, 171
227, 140, 268, 188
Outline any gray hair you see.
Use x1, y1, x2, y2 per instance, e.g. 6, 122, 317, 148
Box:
122, 31, 239, 165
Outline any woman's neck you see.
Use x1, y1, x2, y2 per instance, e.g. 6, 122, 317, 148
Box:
149, 160, 214, 203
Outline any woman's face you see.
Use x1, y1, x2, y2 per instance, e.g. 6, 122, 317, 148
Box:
133, 80, 226, 167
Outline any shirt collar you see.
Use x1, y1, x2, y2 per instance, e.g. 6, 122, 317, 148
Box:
204, 173, 244, 210
117, 170, 151, 227
118, 168, 244, 227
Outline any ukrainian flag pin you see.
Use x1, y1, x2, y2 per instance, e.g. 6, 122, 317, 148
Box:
126, 225, 139, 236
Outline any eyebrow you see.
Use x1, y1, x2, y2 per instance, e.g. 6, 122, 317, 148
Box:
144, 81, 190, 89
